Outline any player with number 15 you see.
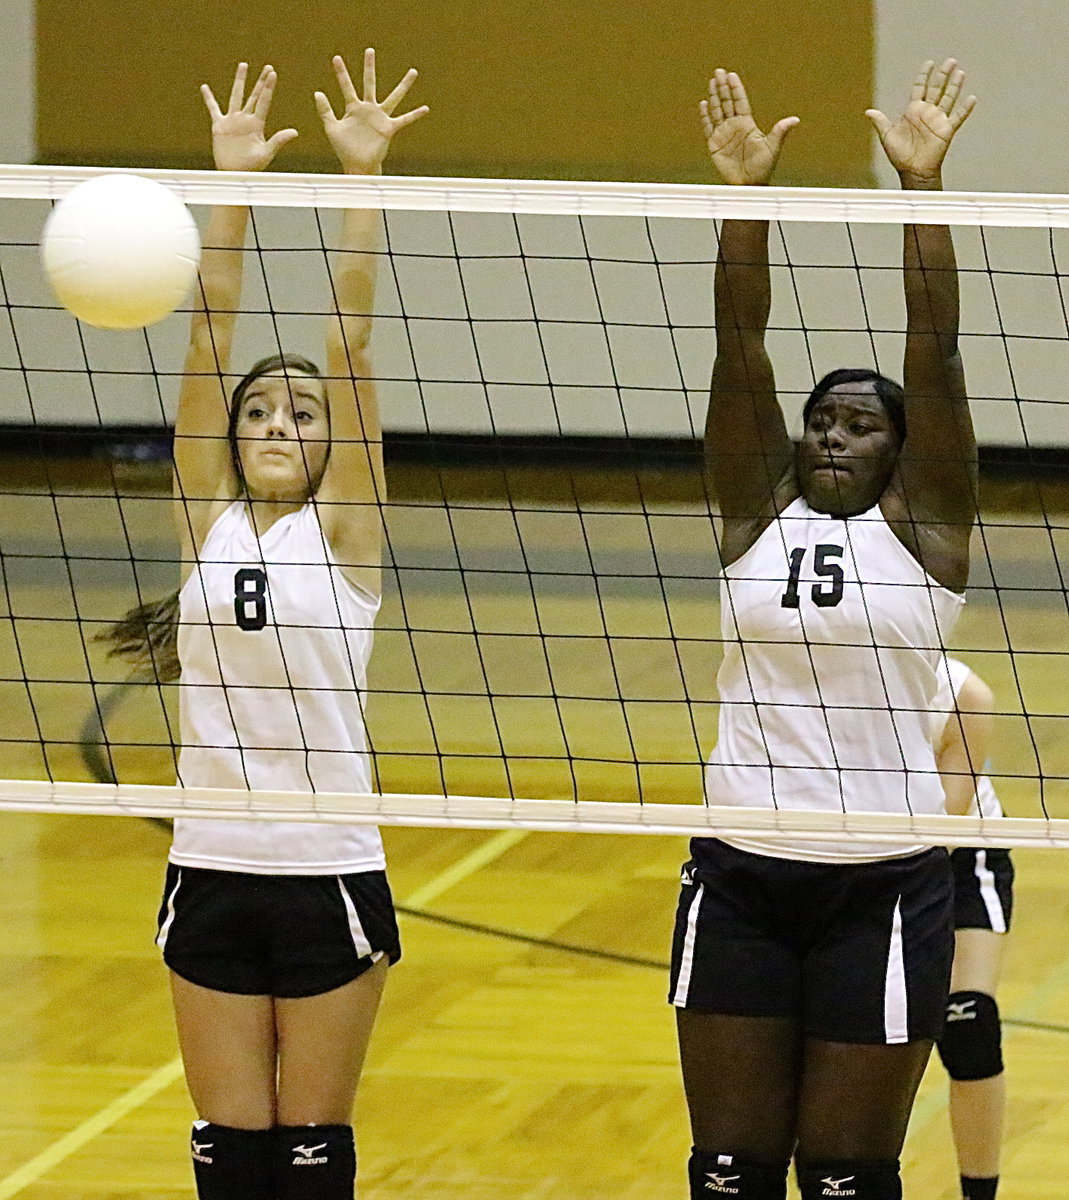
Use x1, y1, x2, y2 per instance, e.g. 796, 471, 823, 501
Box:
668, 60, 978, 1200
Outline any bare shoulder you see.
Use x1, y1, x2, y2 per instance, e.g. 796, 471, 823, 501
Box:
878, 481, 972, 593
718, 467, 801, 568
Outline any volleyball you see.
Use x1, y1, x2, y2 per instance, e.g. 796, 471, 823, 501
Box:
40, 174, 201, 330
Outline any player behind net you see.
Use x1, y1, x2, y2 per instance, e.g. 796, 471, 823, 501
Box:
668, 60, 977, 1200
932, 658, 1012, 1200
100, 52, 427, 1200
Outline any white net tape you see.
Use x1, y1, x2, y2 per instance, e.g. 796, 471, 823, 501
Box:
4, 163, 1069, 226
3, 779, 1068, 849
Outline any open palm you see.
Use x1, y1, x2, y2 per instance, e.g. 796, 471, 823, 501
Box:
316, 49, 428, 174
201, 63, 298, 173
867, 58, 975, 180
700, 69, 798, 186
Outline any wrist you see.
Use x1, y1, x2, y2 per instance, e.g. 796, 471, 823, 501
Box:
343, 162, 384, 177
898, 170, 943, 191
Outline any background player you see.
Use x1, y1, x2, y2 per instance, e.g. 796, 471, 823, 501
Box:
669, 60, 977, 1200
103, 52, 426, 1200
933, 657, 1013, 1200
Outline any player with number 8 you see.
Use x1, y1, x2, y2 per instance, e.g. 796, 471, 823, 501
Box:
99, 52, 427, 1200
668, 60, 978, 1200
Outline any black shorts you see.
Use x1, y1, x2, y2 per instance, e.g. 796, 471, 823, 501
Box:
156, 864, 401, 998
950, 847, 1014, 933
669, 839, 954, 1044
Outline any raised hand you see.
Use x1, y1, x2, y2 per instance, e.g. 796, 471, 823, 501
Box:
866, 58, 976, 185
700, 69, 798, 186
316, 49, 428, 175
201, 63, 298, 172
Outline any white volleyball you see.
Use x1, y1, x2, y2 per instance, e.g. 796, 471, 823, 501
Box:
41, 174, 201, 330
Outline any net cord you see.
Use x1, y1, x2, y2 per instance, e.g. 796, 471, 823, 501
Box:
7, 164, 1069, 226
0, 778, 1063, 848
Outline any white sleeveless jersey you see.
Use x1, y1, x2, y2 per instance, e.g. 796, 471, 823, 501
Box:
706, 496, 964, 862
172, 501, 384, 874
931, 655, 1003, 820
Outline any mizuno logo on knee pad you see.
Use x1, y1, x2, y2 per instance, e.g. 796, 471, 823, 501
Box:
191, 1141, 214, 1164
291, 1142, 329, 1165
703, 1172, 740, 1193
820, 1177, 857, 1197
947, 998, 977, 1020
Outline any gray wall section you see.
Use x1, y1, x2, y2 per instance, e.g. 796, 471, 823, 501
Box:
4, 199, 1069, 447
873, 7, 1069, 194
869, 6, 1069, 447
0, 0, 34, 164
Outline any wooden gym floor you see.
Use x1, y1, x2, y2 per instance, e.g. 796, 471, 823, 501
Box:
0, 453, 1068, 1199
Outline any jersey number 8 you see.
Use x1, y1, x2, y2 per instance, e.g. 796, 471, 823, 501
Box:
234, 567, 269, 631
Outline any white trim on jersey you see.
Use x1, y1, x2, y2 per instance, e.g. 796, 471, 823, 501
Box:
974, 850, 1008, 934
671, 882, 705, 1008
337, 877, 374, 959
883, 896, 908, 1044
155, 869, 183, 951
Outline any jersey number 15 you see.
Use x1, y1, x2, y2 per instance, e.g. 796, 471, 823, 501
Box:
780, 543, 845, 609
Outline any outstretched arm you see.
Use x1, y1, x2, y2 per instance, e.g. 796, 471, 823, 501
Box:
174, 63, 297, 559
702, 70, 799, 563
314, 49, 428, 595
869, 60, 977, 573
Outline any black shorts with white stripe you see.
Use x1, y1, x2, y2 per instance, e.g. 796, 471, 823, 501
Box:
156, 865, 401, 998
950, 847, 1014, 933
669, 838, 954, 1044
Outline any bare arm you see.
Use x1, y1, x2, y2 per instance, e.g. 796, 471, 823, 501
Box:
701, 71, 799, 563
868, 60, 978, 585
313, 50, 427, 595
937, 669, 995, 816
173, 63, 297, 562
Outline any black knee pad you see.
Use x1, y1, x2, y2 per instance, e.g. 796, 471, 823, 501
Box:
937, 990, 1004, 1081
190, 1122, 273, 1200
275, 1124, 356, 1200
688, 1149, 789, 1199
796, 1160, 901, 1199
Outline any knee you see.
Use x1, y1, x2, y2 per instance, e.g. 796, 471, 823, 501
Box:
275, 1124, 356, 1200
937, 990, 1004, 1081
189, 1122, 273, 1200
688, 1149, 788, 1200
795, 1159, 900, 1199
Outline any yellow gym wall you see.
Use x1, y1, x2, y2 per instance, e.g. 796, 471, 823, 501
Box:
36, 0, 874, 186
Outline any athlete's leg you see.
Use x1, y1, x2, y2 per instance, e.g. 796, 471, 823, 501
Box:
170, 972, 278, 1198
794, 1038, 934, 1199
272, 959, 388, 1200
274, 957, 388, 1123
677, 1010, 801, 1198
942, 927, 1008, 1192
170, 971, 278, 1126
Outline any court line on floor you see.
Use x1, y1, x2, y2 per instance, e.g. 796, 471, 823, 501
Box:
400, 829, 529, 910
0, 1058, 185, 1200
0, 827, 528, 1199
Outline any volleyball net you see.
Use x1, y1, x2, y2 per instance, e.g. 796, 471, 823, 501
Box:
1, 165, 1067, 845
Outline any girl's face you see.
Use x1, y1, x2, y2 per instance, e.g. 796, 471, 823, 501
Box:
796, 381, 901, 516
234, 370, 330, 500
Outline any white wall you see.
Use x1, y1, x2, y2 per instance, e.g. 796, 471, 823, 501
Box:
0, 0, 35, 164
